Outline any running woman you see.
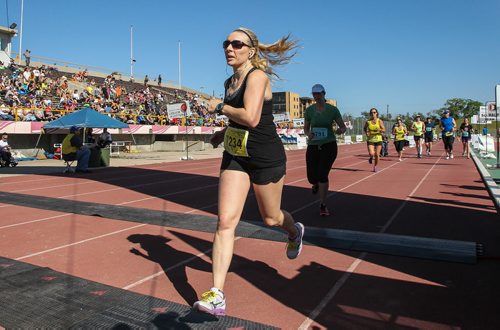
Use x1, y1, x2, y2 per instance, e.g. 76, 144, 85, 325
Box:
304, 84, 346, 216
424, 117, 435, 156
410, 115, 425, 158
193, 27, 303, 316
364, 108, 385, 172
460, 117, 474, 159
440, 110, 456, 159
392, 118, 407, 161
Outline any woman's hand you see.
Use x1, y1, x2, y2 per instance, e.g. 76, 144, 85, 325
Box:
207, 97, 221, 114
210, 130, 225, 148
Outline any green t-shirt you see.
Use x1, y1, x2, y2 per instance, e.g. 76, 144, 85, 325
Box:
305, 103, 342, 145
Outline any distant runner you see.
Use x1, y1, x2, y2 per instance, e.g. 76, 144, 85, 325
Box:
460, 117, 474, 159
304, 84, 346, 216
392, 118, 408, 161
364, 108, 385, 172
440, 110, 456, 159
424, 117, 435, 156
411, 115, 425, 158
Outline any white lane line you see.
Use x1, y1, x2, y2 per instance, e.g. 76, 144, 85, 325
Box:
15, 224, 147, 261
0, 214, 71, 230
11, 163, 222, 194
122, 237, 243, 290
0, 157, 311, 229
118, 183, 220, 206
119, 158, 386, 290
299, 153, 444, 329
291, 159, 400, 215
2, 158, 223, 187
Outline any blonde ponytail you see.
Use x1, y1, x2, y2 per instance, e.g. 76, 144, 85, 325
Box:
234, 27, 299, 79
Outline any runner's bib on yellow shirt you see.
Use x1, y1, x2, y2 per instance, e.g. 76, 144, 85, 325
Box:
224, 127, 249, 157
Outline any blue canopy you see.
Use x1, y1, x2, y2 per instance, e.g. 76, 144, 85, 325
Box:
43, 107, 128, 130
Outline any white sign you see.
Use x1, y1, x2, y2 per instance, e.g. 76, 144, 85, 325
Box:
355, 135, 363, 143
273, 113, 290, 123
167, 102, 191, 119
479, 106, 494, 123
296, 136, 307, 149
344, 135, 352, 144
471, 115, 478, 124
293, 118, 304, 127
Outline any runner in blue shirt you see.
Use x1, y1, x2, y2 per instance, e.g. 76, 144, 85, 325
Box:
440, 110, 457, 159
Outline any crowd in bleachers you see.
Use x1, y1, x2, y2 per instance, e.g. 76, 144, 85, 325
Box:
0, 62, 227, 127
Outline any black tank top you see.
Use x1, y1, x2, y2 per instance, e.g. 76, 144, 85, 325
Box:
224, 68, 286, 168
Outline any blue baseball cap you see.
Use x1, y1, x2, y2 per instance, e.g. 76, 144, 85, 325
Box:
312, 84, 325, 93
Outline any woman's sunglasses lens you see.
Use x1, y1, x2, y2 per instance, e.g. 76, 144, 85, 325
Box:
222, 40, 245, 49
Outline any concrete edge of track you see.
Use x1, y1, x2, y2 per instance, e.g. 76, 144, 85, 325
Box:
471, 151, 500, 212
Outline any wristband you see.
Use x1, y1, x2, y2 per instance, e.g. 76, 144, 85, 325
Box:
215, 102, 225, 115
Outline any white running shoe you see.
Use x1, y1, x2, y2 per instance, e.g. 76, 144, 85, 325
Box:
193, 287, 226, 316
286, 222, 304, 259
450, 153, 454, 159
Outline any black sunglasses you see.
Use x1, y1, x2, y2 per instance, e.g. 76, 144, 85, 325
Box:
370, 111, 377, 114
222, 40, 250, 50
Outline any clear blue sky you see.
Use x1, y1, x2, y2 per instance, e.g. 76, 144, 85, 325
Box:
2, 0, 499, 117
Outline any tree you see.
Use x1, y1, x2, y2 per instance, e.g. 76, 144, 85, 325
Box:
438, 98, 482, 119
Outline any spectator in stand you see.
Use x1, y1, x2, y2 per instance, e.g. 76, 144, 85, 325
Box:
97, 128, 113, 148
0, 132, 14, 165
144, 75, 149, 87
157, 74, 162, 86
85, 127, 96, 144
0, 104, 14, 120
23, 49, 31, 67
62, 126, 91, 173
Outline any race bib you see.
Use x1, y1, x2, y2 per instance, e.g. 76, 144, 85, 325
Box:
426, 127, 432, 132
462, 131, 469, 137
312, 127, 328, 140
224, 127, 249, 157
445, 131, 453, 137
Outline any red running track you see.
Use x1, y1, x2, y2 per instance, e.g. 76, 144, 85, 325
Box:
0, 142, 499, 329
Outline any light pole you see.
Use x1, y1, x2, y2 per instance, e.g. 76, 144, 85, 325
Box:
17, 0, 24, 65
130, 25, 135, 82
178, 40, 182, 90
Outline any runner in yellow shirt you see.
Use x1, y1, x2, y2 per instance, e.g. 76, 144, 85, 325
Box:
392, 118, 408, 161
410, 115, 425, 158
363, 108, 386, 172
